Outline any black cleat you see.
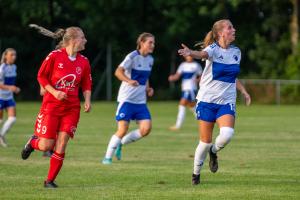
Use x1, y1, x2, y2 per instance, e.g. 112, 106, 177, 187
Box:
209, 146, 218, 173
21, 136, 36, 160
44, 181, 58, 188
192, 174, 200, 185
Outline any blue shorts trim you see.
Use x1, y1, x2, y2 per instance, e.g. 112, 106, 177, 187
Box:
196, 101, 235, 122
0, 99, 16, 110
181, 90, 197, 102
116, 102, 151, 122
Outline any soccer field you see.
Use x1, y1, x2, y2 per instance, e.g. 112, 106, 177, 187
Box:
0, 102, 299, 200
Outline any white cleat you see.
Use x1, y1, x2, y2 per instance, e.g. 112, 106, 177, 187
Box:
0, 136, 8, 148
169, 125, 180, 131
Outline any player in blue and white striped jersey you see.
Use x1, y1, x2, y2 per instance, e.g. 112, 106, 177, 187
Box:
0, 48, 21, 147
178, 19, 251, 185
168, 56, 202, 130
102, 33, 155, 164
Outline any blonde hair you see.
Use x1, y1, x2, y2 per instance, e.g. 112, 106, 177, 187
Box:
29, 24, 83, 49
196, 19, 230, 49
136, 32, 154, 50
1, 48, 16, 64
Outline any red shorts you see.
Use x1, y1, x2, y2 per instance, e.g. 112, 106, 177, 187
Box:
34, 103, 80, 139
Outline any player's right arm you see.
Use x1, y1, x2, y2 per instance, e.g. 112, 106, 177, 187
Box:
37, 52, 67, 101
178, 44, 209, 60
115, 67, 139, 86
115, 54, 139, 87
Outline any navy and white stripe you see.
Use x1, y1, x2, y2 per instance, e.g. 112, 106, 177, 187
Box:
176, 61, 202, 91
196, 42, 241, 105
0, 63, 17, 100
117, 50, 153, 104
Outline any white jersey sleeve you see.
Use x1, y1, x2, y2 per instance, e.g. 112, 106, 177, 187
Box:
203, 43, 217, 59
119, 54, 133, 70
176, 63, 184, 74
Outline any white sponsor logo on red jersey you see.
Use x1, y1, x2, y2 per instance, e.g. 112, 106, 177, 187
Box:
55, 74, 76, 90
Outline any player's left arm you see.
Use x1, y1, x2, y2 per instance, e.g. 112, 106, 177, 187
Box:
146, 81, 154, 97
236, 79, 251, 106
83, 90, 91, 113
81, 61, 92, 113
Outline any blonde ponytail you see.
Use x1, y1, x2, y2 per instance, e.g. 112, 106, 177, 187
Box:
29, 24, 83, 49
195, 19, 230, 49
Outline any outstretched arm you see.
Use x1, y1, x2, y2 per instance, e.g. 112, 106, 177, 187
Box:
178, 44, 209, 60
168, 73, 181, 82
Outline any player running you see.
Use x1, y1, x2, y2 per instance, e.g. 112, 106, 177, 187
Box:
21, 26, 92, 188
168, 55, 202, 131
178, 19, 251, 185
0, 48, 20, 147
102, 32, 155, 165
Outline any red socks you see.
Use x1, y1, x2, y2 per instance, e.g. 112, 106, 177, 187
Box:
30, 138, 40, 150
47, 152, 65, 182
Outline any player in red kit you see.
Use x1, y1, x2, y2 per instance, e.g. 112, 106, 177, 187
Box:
21, 26, 92, 188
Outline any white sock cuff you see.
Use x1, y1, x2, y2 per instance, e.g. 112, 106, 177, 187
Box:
8, 116, 16, 122
179, 105, 186, 111
112, 134, 121, 141
199, 141, 212, 146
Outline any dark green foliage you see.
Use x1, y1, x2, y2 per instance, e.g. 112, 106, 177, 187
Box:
0, 0, 298, 100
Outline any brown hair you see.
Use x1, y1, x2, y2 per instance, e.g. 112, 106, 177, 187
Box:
29, 24, 83, 49
1, 48, 16, 64
196, 19, 230, 49
136, 32, 154, 50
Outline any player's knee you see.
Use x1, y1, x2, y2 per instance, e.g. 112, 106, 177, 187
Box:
115, 130, 127, 138
140, 125, 152, 137
38, 138, 55, 151
39, 141, 54, 152
220, 127, 234, 142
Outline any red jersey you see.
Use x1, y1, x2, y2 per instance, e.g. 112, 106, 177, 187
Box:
37, 48, 92, 107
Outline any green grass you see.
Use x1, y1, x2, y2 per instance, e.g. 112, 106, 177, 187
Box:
0, 102, 299, 200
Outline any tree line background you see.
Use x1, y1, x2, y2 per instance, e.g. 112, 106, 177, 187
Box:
0, 0, 299, 101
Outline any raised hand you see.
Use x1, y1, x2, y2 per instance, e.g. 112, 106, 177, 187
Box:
178, 44, 191, 57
